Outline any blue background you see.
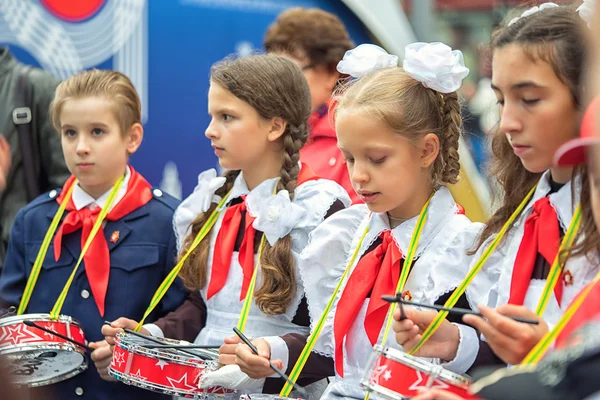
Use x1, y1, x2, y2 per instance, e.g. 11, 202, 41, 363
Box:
4, 0, 372, 197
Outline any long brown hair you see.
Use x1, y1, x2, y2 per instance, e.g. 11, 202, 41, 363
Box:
334, 67, 463, 187
179, 55, 311, 315
474, 5, 599, 261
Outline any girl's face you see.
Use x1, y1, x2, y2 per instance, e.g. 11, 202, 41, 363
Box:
336, 111, 438, 220
492, 44, 580, 180
59, 96, 141, 198
205, 82, 283, 173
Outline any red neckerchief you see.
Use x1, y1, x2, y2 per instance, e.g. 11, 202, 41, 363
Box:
53, 167, 152, 316
333, 204, 465, 377
207, 163, 319, 300
509, 197, 563, 307
333, 231, 402, 377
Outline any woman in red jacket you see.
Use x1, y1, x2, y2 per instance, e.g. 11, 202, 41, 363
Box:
264, 7, 361, 203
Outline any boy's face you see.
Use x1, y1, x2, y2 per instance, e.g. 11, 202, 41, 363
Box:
59, 96, 142, 198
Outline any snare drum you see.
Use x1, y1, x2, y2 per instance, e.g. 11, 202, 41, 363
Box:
361, 345, 475, 400
109, 332, 232, 398
0, 313, 88, 387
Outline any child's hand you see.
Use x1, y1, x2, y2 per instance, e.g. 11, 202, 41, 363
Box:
219, 336, 242, 365
89, 340, 116, 382
235, 339, 283, 379
463, 304, 547, 365
102, 318, 148, 346
393, 307, 460, 361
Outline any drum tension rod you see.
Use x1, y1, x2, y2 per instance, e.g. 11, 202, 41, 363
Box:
0, 306, 16, 318
233, 327, 308, 397
23, 320, 92, 351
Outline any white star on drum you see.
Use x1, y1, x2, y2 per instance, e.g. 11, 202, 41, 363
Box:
155, 359, 169, 370
43, 324, 56, 338
130, 369, 147, 381
383, 370, 392, 381
167, 372, 197, 391
408, 370, 450, 392
112, 351, 125, 368
0, 324, 42, 346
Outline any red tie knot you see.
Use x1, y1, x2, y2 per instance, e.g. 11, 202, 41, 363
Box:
532, 197, 553, 216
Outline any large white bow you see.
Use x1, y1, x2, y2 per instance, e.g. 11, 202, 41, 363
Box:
336, 44, 398, 78
403, 42, 469, 94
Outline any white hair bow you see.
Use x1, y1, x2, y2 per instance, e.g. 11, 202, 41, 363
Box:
509, 2, 559, 26
403, 42, 469, 94
577, 0, 596, 28
336, 44, 398, 78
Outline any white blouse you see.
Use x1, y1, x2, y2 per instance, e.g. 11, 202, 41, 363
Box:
467, 171, 598, 330
283, 187, 484, 400
146, 168, 351, 346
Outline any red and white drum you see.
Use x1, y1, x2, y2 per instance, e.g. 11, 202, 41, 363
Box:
109, 332, 232, 398
0, 313, 88, 387
362, 345, 476, 400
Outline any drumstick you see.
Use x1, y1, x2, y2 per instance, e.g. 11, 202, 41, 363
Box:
103, 321, 208, 359
381, 295, 540, 325
23, 320, 92, 351
233, 327, 308, 397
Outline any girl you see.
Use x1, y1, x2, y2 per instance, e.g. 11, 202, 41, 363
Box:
0, 70, 185, 399
102, 54, 350, 395
232, 42, 484, 400
394, 2, 598, 370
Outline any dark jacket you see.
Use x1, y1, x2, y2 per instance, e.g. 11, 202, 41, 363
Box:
0, 47, 70, 268
0, 185, 187, 400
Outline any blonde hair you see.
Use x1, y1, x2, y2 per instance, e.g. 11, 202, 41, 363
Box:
179, 54, 311, 315
334, 67, 462, 186
50, 69, 141, 135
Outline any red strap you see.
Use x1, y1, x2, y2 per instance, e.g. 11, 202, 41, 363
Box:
509, 197, 563, 307
53, 167, 152, 316
333, 231, 403, 376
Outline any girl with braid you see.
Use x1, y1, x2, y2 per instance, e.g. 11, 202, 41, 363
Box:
395, 2, 598, 373
230, 42, 485, 400
102, 54, 350, 395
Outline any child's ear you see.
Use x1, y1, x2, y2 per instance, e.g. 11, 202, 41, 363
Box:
126, 123, 144, 154
267, 117, 287, 142
420, 133, 440, 168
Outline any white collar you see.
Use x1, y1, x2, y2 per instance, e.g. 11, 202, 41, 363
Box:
524, 170, 580, 231
228, 172, 279, 207
365, 186, 459, 256
72, 166, 131, 212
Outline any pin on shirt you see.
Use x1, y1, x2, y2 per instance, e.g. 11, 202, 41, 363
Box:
110, 231, 120, 243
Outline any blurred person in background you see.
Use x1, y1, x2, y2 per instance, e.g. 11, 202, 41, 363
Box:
0, 47, 69, 270
264, 7, 361, 203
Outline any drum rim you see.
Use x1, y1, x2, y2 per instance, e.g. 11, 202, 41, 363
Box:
374, 345, 471, 387
362, 380, 412, 400
115, 332, 218, 366
5, 345, 88, 388
0, 313, 83, 328
108, 368, 229, 397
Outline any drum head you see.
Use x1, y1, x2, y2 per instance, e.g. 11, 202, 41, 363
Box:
1, 346, 87, 387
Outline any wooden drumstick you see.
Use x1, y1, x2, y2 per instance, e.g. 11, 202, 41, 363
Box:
381, 295, 540, 325
233, 327, 308, 397
102, 321, 209, 359
24, 320, 92, 351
